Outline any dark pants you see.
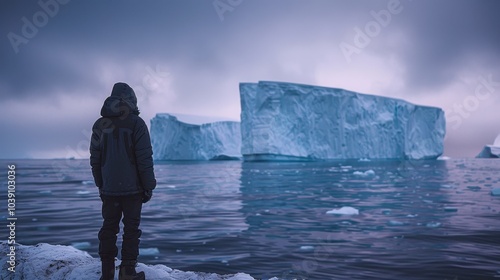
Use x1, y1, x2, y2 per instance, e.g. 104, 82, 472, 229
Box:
98, 194, 142, 261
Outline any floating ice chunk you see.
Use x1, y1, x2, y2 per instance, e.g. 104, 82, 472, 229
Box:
70, 242, 91, 250
353, 170, 375, 177
139, 247, 160, 256
365, 170, 376, 176
359, 158, 371, 162
426, 222, 441, 228
81, 180, 94, 185
157, 184, 177, 189
387, 220, 405, 226
299, 246, 315, 251
491, 188, 500, 196
39, 190, 52, 195
76, 190, 90, 195
326, 206, 359, 215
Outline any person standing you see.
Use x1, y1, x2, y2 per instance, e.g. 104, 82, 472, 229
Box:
90, 82, 156, 280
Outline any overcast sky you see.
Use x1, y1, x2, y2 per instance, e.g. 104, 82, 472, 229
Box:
1, 0, 499, 159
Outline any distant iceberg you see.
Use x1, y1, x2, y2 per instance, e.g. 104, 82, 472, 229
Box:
240, 81, 445, 161
0, 242, 256, 280
151, 113, 241, 160
476, 134, 500, 158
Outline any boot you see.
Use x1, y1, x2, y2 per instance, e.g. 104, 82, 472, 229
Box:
100, 258, 115, 280
119, 260, 145, 280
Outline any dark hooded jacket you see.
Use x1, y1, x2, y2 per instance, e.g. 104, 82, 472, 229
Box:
90, 82, 156, 196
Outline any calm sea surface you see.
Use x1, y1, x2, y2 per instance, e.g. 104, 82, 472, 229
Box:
1, 158, 500, 279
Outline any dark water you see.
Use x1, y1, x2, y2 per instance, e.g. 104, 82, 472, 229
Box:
1, 158, 500, 279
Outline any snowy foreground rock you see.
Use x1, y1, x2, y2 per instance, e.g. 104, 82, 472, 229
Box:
151, 114, 241, 160
0, 242, 256, 280
476, 133, 500, 158
240, 81, 446, 160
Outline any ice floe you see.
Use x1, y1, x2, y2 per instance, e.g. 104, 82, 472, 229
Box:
353, 170, 376, 177
491, 188, 500, 196
326, 206, 359, 215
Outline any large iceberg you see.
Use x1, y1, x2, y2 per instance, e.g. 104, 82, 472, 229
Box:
240, 81, 445, 160
0, 242, 256, 280
151, 114, 241, 160
476, 134, 500, 158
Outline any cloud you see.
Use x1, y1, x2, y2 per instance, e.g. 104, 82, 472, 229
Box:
384, 0, 500, 92
0, 93, 100, 158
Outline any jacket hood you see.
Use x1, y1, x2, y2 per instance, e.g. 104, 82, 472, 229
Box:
100, 82, 140, 117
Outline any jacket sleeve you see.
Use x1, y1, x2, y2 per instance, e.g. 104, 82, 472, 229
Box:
89, 120, 103, 188
134, 118, 156, 191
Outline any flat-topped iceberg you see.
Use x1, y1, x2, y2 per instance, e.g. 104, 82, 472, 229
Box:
0, 242, 256, 280
240, 81, 445, 161
476, 133, 500, 158
151, 114, 241, 160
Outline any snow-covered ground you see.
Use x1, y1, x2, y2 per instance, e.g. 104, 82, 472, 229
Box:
0, 242, 260, 280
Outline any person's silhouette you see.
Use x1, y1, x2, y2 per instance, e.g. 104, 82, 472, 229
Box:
90, 82, 156, 280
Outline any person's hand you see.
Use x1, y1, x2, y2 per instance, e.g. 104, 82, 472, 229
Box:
142, 190, 153, 203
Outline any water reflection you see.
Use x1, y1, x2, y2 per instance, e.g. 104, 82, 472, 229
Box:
150, 161, 248, 231
237, 160, 465, 279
